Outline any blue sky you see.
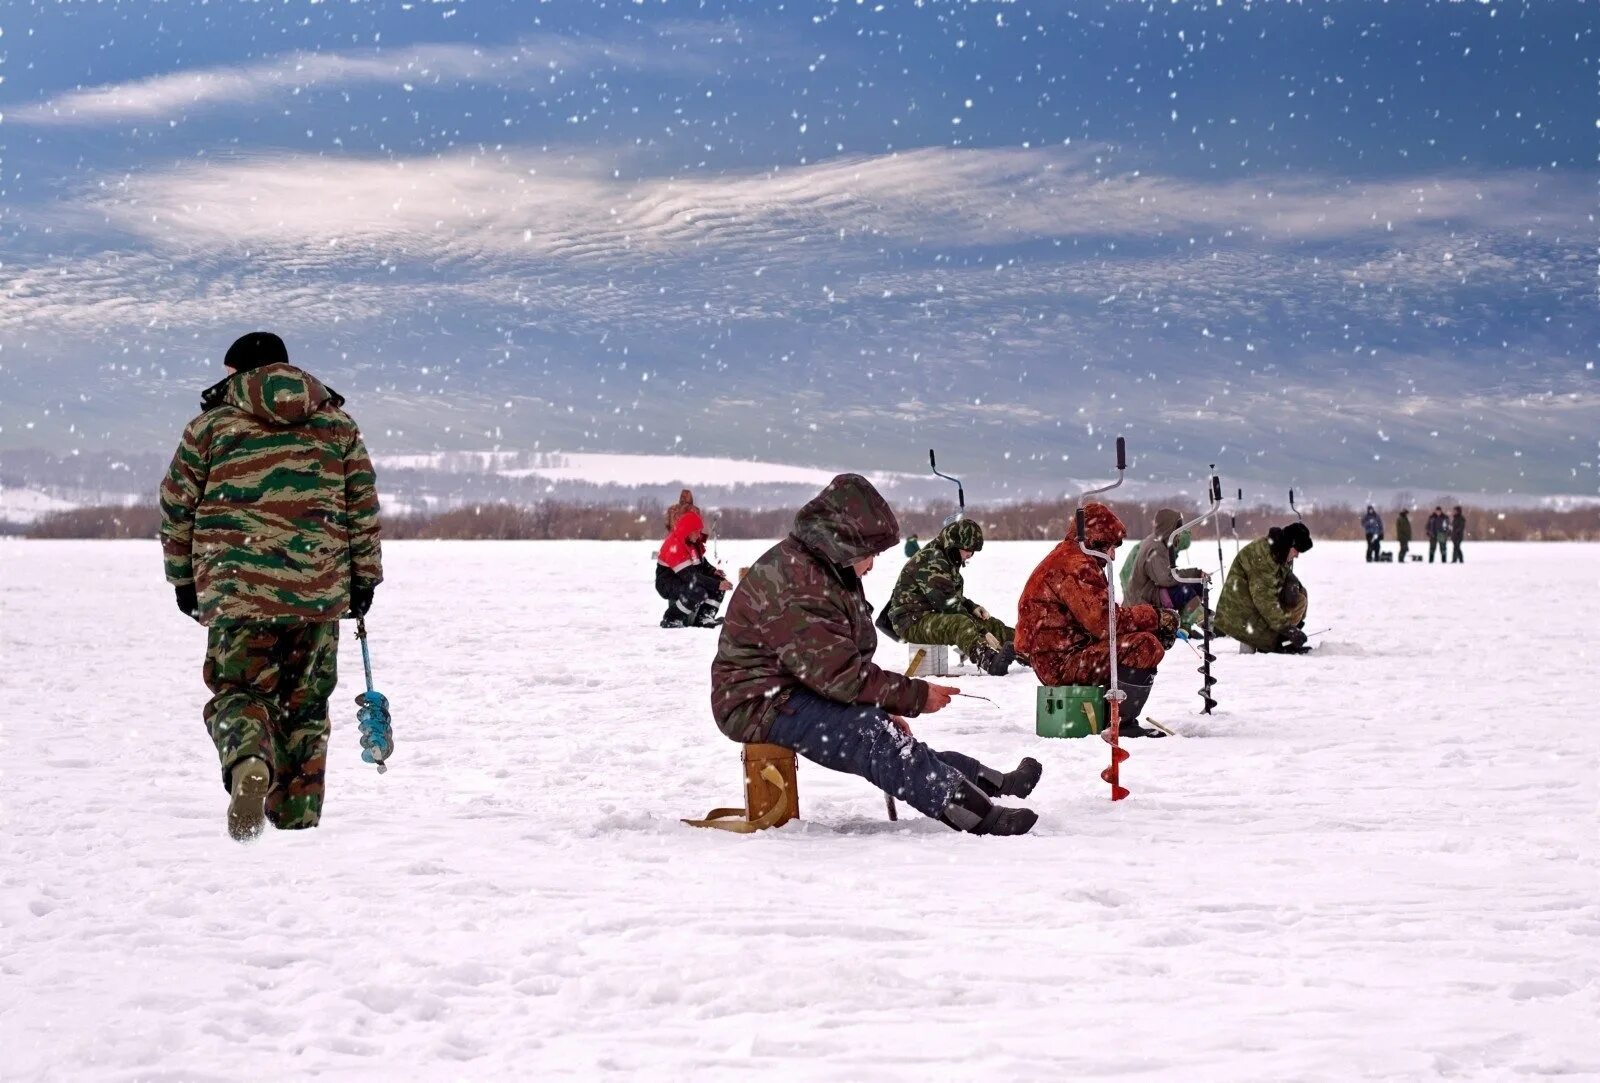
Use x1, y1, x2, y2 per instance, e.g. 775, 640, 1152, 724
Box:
1, 0, 1593, 498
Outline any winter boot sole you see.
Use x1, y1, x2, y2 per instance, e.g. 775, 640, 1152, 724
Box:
227, 757, 270, 842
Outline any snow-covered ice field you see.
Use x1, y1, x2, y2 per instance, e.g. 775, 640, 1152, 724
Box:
2, 538, 1596, 1081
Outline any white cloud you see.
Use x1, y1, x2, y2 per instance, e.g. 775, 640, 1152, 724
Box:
11, 32, 722, 126
76, 146, 1586, 271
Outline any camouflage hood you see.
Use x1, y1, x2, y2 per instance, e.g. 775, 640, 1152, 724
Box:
933, 517, 984, 556
790, 474, 901, 567
202, 364, 344, 428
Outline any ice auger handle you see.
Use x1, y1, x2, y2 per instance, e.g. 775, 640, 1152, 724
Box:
929, 449, 966, 511
1211, 475, 1222, 502
1115, 437, 1126, 471
1075, 507, 1086, 545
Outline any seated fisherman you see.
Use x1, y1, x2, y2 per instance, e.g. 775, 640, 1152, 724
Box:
1215, 522, 1314, 654
656, 501, 731, 628
1015, 503, 1179, 738
1125, 508, 1209, 630
711, 474, 1040, 835
878, 518, 1016, 676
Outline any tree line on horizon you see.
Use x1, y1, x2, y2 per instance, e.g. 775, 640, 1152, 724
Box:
15, 498, 1600, 542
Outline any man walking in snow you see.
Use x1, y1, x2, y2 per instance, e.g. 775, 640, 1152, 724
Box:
878, 518, 1016, 675
160, 332, 383, 841
1396, 509, 1413, 562
712, 475, 1040, 835
1450, 506, 1467, 563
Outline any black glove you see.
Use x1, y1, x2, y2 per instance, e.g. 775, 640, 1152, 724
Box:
174, 583, 200, 622
1279, 625, 1308, 650
1156, 608, 1179, 649
349, 580, 376, 618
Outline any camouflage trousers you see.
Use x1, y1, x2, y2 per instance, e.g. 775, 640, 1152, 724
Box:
899, 612, 1014, 656
1032, 633, 1167, 688
204, 621, 338, 830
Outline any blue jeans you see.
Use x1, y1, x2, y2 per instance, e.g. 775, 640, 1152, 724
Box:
766, 690, 984, 819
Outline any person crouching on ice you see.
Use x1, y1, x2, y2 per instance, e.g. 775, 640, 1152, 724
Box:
711, 474, 1041, 835
1015, 503, 1179, 739
159, 331, 383, 841
656, 500, 731, 628
1125, 508, 1210, 632
878, 518, 1017, 675
1215, 522, 1314, 654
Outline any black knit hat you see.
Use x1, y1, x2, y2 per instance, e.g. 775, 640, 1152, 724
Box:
224, 331, 289, 372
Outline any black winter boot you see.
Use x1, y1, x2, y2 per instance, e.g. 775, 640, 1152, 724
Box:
1115, 667, 1164, 739
692, 602, 723, 628
968, 638, 1015, 676
967, 757, 1043, 799
938, 779, 1038, 836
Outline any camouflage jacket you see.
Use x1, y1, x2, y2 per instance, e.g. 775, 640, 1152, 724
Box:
711, 474, 928, 743
880, 518, 984, 637
158, 364, 383, 625
1214, 537, 1298, 650
1016, 523, 1160, 664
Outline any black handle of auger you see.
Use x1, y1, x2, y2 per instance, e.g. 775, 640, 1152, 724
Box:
1115, 437, 1126, 471
929, 449, 937, 472
1289, 487, 1296, 507
1076, 507, 1086, 545
1211, 476, 1222, 503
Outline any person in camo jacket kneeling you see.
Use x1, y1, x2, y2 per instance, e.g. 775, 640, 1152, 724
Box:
159, 331, 383, 841
711, 474, 1041, 836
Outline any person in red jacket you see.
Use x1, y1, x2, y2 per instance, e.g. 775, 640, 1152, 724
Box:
656, 505, 731, 628
1015, 503, 1179, 738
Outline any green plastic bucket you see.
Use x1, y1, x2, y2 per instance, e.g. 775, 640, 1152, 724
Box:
1036, 685, 1105, 738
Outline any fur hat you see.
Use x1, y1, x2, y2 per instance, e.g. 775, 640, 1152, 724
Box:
224, 331, 289, 373
1268, 522, 1313, 561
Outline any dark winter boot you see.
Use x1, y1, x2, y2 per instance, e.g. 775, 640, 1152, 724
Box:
227, 756, 270, 842
937, 779, 1038, 836
692, 602, 723, 628
968, 638, 1015, 677
1115, 667, 1164, 739
661, 598, 695, 628
969, 757, 1044, 799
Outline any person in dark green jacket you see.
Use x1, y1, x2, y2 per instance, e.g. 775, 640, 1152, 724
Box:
1215, 523, 1313, 653
1395, 509, 1413, 562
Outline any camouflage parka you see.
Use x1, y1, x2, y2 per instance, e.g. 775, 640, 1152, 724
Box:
159, 363, 383, 625
880, 518, 984, 638
710, 474, 928, 743
1214, 537, 1300, 651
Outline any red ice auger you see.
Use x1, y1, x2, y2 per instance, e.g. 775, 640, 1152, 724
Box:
1077, 437, 1130, 801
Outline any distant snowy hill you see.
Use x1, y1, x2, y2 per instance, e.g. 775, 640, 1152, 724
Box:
1, 447, 1592, 523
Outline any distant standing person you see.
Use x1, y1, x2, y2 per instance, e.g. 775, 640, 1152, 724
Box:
903, 534, 920, 558
1451, 506, 1466, 563
1395, 509, 1412, 562
1426, 506, 1448, 563
159, 332, 383, 841
1361, 505, 1384, 562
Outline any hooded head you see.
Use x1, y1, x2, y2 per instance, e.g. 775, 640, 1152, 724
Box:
224, 331, 290, 373
1268, 522, 1314, 563
214, 365, 337, 428
934, 517, 984, 557
791, 474, 901, 568
1153, 507, 1183, 541
670, 508, 706, 543
1078, 502, 1127, 551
